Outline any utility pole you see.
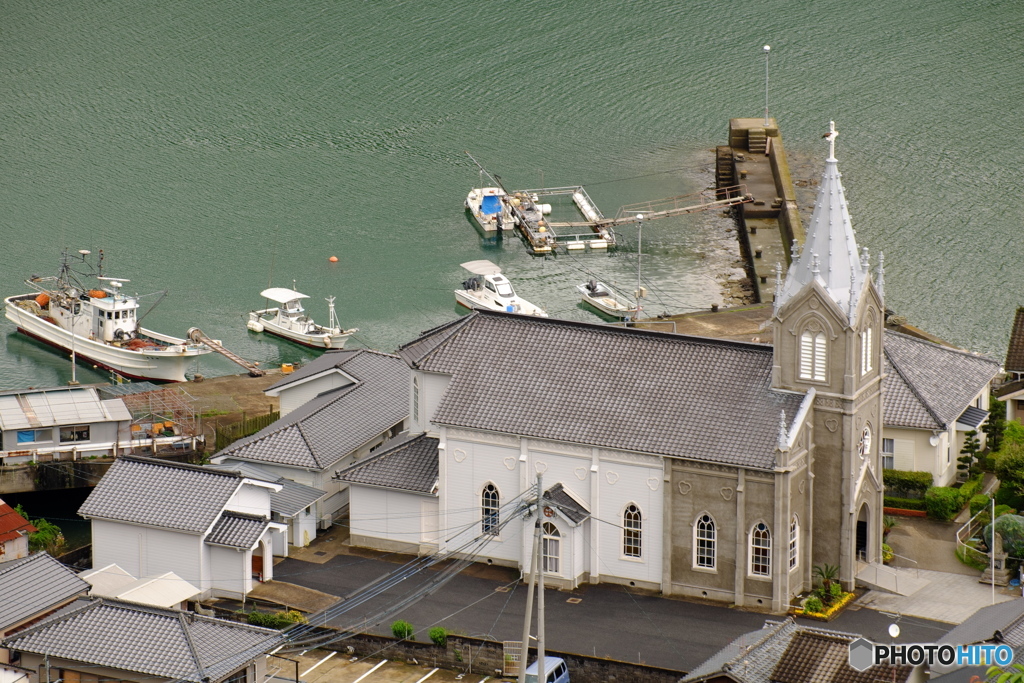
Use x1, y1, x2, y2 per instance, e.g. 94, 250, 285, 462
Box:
518, 474, 543, 683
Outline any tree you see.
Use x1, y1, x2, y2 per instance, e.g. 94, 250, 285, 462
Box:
958, 430, 981, 479
995, 442, 1024, 496
13, 505, 66, 556
983, 395, 1007, 453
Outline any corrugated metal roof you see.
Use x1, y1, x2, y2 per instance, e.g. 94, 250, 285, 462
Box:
0, 388, 129, 430
3, 597, 282, 681
399, 311, 806, 470
78, 457, 243, 533
0, 553, 89, 632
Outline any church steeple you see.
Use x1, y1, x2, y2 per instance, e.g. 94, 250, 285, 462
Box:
775, 121, 870, 320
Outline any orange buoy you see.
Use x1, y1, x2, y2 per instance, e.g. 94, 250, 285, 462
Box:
35, 293, 50, 307
329, 256, 339, 262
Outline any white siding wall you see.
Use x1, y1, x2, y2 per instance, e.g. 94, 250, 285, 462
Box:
349, 486, 432, 551
278, 373, 355, 416
226, 483, 273, 517
414, 371, 451, 433
90, 520, 204, 594
593, 454, 663, 587
209, 545, 248, 598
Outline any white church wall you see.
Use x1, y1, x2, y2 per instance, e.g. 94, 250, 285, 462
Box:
594, 452, 663, 589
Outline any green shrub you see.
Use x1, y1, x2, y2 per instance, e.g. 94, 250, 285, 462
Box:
829, 581, 842, 599
883, 470, 933, 497
803, 596, 824, 614
884, 496, 927, 511
959, 475, 985, 500
996, 485, 1024, 511
246, 610, 305, 629
970, 493, 992, 516
924, 487, 964, 520
428, 626, 448, 647
391, 619, 414, 640
882, 543, 894, 564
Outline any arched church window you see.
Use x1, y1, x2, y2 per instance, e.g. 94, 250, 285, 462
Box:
861, 327, 873, 375
799, 330, 827, 382
695, 514, 716, 569
482, 484, 499, 535
789, 516, 799, 570
542, 522, 560, 574
623, 504, 642, 558
751, 522, 771, 576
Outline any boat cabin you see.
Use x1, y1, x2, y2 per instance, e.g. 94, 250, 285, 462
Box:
87, 289, 141, 343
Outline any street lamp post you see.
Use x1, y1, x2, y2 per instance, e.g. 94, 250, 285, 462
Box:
763, 45, 771, 127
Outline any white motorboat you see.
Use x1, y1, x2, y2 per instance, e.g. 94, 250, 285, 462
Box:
576, 280, 638, 319
247, 288, 357, 350
454, 260, 547, 317
3, 249, 211, 382
465, 187, 515, 233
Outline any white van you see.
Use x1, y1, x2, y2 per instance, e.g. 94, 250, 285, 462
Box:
524, 657, 570, 683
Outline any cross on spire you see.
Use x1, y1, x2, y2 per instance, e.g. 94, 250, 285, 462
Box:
824, 120, 839, 161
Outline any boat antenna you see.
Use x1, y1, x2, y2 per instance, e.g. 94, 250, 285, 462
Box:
465, 152, 505, 192
633, 214, 644, 322
326, 295, 340, 332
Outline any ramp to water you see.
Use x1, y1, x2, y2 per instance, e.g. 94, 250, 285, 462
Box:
187, 327, 265, 377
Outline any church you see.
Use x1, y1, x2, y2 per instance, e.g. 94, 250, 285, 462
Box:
335, 124, 885, 614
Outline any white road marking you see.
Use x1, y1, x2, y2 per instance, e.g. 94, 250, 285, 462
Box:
300, 651, 336, 677
351, 659, 388, 683
414, 668, 440, 683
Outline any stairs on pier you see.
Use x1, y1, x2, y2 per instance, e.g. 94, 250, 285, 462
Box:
747, 128, 768, 154
187, 327, 265, 377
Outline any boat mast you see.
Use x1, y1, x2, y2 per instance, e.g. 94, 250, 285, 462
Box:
326, 296, 340, 332
633, 214, 644, 322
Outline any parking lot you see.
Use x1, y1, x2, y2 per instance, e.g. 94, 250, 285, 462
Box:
271, 648, 514, 683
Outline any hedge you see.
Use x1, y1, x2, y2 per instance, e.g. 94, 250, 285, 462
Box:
970, 493, 992, 517
882, 470, 933, 497
884, 496, 927, 511
959, 475, 985, 500
924, 487, 963, 521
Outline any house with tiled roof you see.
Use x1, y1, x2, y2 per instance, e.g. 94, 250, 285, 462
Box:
0, 500, 34, 562
0, 552, 90, 664
3, 596, 282, 683
210, 350, 408, 542
79, 456, 287, 599
882, 330, 1000, 486
334, 125, 890, 611
683, 618, 919, 683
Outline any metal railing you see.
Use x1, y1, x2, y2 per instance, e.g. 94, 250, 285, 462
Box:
956, 508, 991, 568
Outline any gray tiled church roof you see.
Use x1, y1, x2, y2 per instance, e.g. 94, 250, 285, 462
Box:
399, 312, 806, 470
543, 483, 589, 524
208, 461, 326, 517
0, 553, 89, 632
216, 350, 409, 471
206, 512, 270, 549
335, 433, 438, 494
3, 597, 281, 682
883, 330, 1000, 431
78, 457, 242, 533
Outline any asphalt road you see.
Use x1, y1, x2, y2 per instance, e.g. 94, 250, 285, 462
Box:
271, 553, 954, 673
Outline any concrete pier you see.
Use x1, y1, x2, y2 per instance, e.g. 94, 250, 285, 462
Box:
716, 118, 804, 304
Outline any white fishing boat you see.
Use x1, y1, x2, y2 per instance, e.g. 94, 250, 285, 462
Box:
247, 288, 357, 350
3, 249, 212, 382
465, 187, 515, 233
454, 260, 547, 317
576, 279, 638, 319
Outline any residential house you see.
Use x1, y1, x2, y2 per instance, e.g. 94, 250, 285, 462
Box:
335, 128, 890, 612
0, 663, 30, 683
211, 349, 408, 539
78, 456, 287, 599
931, 598, 1024, 681
682, 618, 919, 683
79, 564, 200, 609
208, 460, 327, 550
0, 553, 90, 664
3, 597, 283, 683
996, 307, 1024, 422
882, 330, 999, 486
0, 386, 131, 465
0, 501, 34, 561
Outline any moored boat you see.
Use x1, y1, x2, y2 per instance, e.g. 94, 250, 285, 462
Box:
576, 279, 638, 319
247, 288, 356, 350
454, 260, 547, 317
465, 187, 515, 233
3, 249, 211, 382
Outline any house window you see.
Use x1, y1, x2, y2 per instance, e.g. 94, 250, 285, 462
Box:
481, 484, 499, 535
789, 516, 799, 570
695, 514, 716, 570
751, 522, 771, 577
623, 504, 642, 558
799, 330, 827, 382
16, 429, 51, 444
59, 425, 90, 443
542, 522, 560, 574
882, 438, 895, 469
861, 327, 873, 375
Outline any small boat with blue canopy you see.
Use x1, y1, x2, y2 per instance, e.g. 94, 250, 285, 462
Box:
465, 187, 514, 233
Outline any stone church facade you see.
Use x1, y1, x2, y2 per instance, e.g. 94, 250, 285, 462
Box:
337, 123, 886, 614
